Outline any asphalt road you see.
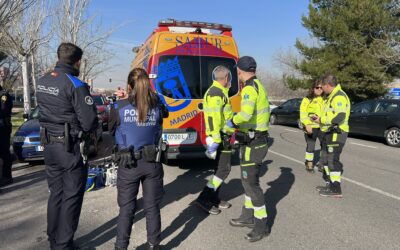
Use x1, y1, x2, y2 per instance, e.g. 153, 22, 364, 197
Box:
1, 125, 399, 250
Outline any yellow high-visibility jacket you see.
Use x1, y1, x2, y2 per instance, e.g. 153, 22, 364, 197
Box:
233, 77, 270, 132
203, 80, 234, 143
320, 84, 351, 133
300, 96, 324, 128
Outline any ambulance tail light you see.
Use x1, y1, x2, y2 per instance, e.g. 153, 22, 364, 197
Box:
158, 18, 232, 33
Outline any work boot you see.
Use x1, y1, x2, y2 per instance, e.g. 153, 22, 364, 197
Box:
319, 182, 342, 198
315, 182, 330, 192
145, 242, 161, 250
244, 218, 270, 242
305, 161, 314, 173
210, 187, 232, 209
230, 206, 255, 228
194, 187, 221, 215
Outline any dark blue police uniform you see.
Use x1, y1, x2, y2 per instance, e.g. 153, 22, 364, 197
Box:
109, 98, 165, 249
0, 86, 13, 185
36, 62, 98, 250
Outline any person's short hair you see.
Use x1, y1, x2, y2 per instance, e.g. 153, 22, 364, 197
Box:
213, 65, 230, 81
57, 43, 83, 65
320, 73, 337, 86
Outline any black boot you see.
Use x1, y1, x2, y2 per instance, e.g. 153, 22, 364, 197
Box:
194, 187, 221, 215
305, 161, 314, 173
230, 206, 255, 228
210, 187, 232, 209
315, 182, 330, 191
145, 242, 161, 250
245, 218, 270, 242
319, 182, 342, 198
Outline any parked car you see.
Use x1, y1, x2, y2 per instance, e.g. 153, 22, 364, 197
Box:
12, 106, 103, 162
349, 99, 400, 147
269, 101, 278, 111
92, 93, 109, 131
270, 98, 302, 128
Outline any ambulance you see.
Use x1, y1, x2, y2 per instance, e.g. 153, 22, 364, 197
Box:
131, 19, 241, 159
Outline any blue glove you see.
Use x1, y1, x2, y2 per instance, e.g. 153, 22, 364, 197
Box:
207, 142, 219, 154
226, 119, 235, 128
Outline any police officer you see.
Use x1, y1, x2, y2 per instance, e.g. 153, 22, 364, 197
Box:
300, 80, 324, 172
194, 65, 234, 215
313, 73, 350, 198
226, 56, 270, 242
109, 68, 168, 250
0, 85, 13, 187
36, 43, 98, 249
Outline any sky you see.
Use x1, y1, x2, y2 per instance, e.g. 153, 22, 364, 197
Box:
90, 0, 311, 89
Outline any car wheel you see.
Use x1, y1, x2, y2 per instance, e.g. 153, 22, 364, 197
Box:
385, 127, 400, 147
297, 119, 303, 130
270, 114, 277, 125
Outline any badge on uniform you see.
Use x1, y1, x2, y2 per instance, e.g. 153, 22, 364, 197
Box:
242, 170, 248, 179
1, 95, 7, 102
338, 102, 342, 107
85, 96, 94, 105
244, 94, 250, 100
328, 146, 334, 153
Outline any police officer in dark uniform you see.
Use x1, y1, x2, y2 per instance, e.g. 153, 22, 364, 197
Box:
0, 85, 13, 187
109, 68, 168, 250
36, 43, 98, 250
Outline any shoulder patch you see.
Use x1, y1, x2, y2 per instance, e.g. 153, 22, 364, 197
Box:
207, 87, 224, 98
85, 96, 94, 105
337, 102, 342, 107
66, 73, 86, 88
244, 94, 250, 100
1, 95, 7, 102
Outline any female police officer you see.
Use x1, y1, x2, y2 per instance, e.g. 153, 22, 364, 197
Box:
109, 68, 168, 250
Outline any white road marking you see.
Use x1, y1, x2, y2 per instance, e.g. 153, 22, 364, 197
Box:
269, 149, 400, 202
349, 142, 377, 149
284, 128, 300, 133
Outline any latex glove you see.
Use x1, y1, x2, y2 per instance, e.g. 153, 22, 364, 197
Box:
205, 142, 219, 160
226, 119, 235, 128
305, 124, 313, 134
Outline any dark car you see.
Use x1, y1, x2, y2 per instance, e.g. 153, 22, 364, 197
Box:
270, 98, 303, 128
92, 93, 109, 131
13, 106, 103, 162
349, 99, 400, 147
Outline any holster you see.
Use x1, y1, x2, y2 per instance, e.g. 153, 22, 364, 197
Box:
40, 127, 48, 145
117, 146, 136, 168
328, 125, 342, 134
143, 145, 157, 162
221, 133, 232, 149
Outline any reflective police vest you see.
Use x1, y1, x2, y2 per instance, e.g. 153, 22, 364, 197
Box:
233, 77, 270, 132
320, 84, 351, 133
114, 99, 162, 150
300, 96, 324, 128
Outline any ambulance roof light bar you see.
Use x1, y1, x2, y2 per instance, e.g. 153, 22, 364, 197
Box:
158, 18, 232, 32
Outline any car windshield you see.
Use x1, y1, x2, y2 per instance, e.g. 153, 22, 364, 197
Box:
155, 55, 239, 99
92, 95, 104, 105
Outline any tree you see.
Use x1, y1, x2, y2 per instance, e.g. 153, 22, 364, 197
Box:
55, 0, 116, 84
0, 0, 52, 114
286, 0, 400, 102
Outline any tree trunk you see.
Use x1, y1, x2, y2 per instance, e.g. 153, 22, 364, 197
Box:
21, 55, 31, 115
31, 53, 38, 106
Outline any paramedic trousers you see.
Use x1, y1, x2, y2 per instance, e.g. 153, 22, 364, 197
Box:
321, 132, 348, 181
44, 141, 87, 250
116, 159, 164, 248
304, 128, 324, 163
239, 135, 269, 216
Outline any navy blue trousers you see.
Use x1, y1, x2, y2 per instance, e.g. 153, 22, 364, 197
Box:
44, 141, 87, 250
116, 159, 164, 248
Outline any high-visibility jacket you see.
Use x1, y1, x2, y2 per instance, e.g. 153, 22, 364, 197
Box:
320, 84, 351, 133
300, 96, 324, 128
233, 77, 270, 132
203, 80, 234, 143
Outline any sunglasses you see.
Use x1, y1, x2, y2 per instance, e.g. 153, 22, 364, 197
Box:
314, 86, 322, 89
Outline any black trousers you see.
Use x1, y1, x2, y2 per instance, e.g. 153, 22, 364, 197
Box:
44, 141, 87, 250
213, 144, 232, 182
240, 136, 269, 209
304, 128, 324, 162
0, 126, 12, 179
116, 159, 164, 248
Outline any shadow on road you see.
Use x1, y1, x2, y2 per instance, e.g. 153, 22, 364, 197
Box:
265, 167, 295, 231
0, 168, 46, 195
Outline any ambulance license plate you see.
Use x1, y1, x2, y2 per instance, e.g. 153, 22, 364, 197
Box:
163, 132, 197, 145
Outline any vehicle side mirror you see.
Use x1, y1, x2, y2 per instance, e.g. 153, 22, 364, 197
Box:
23, 113, 29, 119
